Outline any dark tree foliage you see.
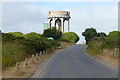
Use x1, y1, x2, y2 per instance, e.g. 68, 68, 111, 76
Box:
97, 32, 107, 37
43, 27, 62, 40
82, 28, 97, 44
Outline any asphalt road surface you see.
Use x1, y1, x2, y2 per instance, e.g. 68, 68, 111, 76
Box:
32, 44, 118, 78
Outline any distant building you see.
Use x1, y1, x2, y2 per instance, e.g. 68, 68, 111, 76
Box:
47, 11, 71, 33
43, 11, 71, 33
43, 23, 49, 31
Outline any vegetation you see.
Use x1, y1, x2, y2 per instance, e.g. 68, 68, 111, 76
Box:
61, 32, 79, 43
2, 26, 79, 69
101, 31, 120, 49
97, 32, 107, 37
82, 27, 120, 56
2, 32, 60, 69
3, 29, 79, 69
24, 32, 42, 40
82, 28, 97, 44
43, 27, 62, 40
87, 37, 105, 55
2, 41, 28, 68
8, 32, 24, 37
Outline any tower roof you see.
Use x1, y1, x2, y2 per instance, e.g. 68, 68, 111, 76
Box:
48, 11, 70, 19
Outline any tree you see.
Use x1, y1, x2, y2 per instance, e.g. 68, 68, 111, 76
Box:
43, 27, 62, 40
61, 32, 79, 43
97, 32, 107, 37
82, 28, 97, 44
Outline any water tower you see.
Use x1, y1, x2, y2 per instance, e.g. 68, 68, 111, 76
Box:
47, 11, 71, 33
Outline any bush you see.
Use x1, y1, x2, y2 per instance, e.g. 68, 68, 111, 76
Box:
101, 31, 120, 49
8, 32, 24, 37
61, 32, 79, 43
2, 32, 61, 69
43, 27, 62, 40
24, 32, 42, 40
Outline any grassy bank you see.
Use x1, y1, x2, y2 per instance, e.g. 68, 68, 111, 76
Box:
87, 37, 119, 56
2, 41, 28, 68
87, 37, 103, 56
86, 33, 119, 67
2, 41, 74, 78
86, 36, 119, 68
2, 32, 61, 69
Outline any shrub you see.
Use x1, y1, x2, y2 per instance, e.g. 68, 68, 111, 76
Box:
43, 27, 62, 40
8, 32, 24, 37
24, 32, 42, 40
101, 31, 120, 49
2, 32, 61, 69
2, 33, 16, 42
61, 32, 79, 43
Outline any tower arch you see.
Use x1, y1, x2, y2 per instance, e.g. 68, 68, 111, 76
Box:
55, 18, 61, 30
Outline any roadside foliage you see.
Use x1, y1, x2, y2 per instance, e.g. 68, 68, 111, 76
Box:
2, 32, 60, 69
82, 28, 119, 58
2, 30, 79, 69
61, 32, 79, 43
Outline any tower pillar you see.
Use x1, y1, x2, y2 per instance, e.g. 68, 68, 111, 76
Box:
61, 18, 64, 33
68, 20, 70, 32
48, 19, 51, 29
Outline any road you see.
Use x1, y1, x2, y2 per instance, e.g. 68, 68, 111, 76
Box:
32, 44, 118, 78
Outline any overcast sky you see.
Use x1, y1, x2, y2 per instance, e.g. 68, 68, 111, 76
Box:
2, 1, 118, 43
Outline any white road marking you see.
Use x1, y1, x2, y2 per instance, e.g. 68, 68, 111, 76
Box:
38, 53, 57, 78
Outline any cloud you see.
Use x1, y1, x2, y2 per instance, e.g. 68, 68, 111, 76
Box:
2, 2, 118, 43
2, 3, 50, 33
63, 5, 118, 43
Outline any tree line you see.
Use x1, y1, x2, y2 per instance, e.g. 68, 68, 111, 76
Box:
82, 28, 120, 55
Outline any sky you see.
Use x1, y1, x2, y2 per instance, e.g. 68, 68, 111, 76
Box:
2, 1, 118, 43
